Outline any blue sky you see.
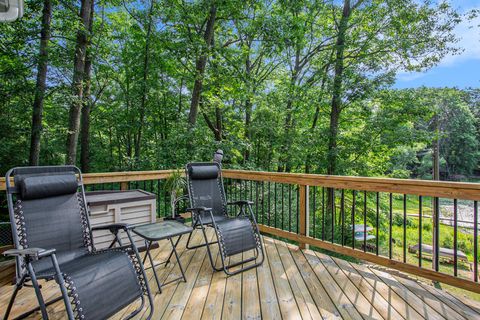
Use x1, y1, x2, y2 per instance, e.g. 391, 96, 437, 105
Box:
394, 1, 480, 89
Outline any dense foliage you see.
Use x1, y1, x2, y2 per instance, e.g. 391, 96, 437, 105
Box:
0, 0, 478, 179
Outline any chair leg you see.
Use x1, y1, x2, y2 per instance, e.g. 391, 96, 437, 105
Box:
124, 296, 145, 320
50, 254, 74, 320
198, 221, 224, 272
124, 228, 155, 320
3, 274, 26, 320
26, 263, 49, 320
186, 222, 218, 250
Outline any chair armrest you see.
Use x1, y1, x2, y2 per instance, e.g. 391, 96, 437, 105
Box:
91, 223, 130, 232
4, 248, 56, 260
186, 207, 212, 212
227, 200, 254, 206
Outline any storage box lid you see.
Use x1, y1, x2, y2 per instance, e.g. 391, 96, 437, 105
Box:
86, 190, 156, 206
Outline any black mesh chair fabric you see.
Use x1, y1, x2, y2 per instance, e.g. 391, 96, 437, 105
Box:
187, 164, 228, 224
41, 250, 142, 320
18, 193, 89, 274
216, 218, 257, 256
186, 162, 262, 261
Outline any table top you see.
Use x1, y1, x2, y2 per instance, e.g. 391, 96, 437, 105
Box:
132, 220, 193, 241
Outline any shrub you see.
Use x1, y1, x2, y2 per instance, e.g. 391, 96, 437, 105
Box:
423, 221, 432, 232
442, 234, 453, 249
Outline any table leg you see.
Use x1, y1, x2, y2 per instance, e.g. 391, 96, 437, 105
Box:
145, 240, 162, 294
169, 237, 187, 283
165, 235, 182, 266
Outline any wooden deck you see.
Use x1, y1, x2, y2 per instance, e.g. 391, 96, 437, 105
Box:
1, 228, 480, 319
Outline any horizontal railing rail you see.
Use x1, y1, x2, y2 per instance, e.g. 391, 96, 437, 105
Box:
1, 169, 479, 293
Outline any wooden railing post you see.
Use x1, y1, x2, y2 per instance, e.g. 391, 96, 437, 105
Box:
120, 182, 129, 191
299, 185, 309, 249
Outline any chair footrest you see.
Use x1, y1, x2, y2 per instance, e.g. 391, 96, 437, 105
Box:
216, 217, 258, 257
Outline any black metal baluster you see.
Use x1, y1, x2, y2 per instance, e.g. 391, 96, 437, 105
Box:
454, 199, 458, 276
289, 185, 292, 232
352, 190, 356, 250
250, 180, 253, 202
262, 181, 265, 225
419, 196, 422, 267
274, 183, 277, 228
241, 180, 243, 200
403, 194, 407, 263
341, 190, 345, 246
364, 191, 367, 252
312, 187, 316, 238
157, 180, 161, 217
389, 193, 393, 259
268, 181, 271, 226
255, 181, 259, 220
434, 197, 440, 272
164, 182, 168, 217
296, 187, 299, 234
332, 188, 335, 244
376, 192, 379, 256
322, 187, 325, 241
281, 184, 285, 230
474, 201, 478, 282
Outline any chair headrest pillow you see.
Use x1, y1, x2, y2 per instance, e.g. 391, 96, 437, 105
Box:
188, 164, 219, 180
17, 173, 78, 200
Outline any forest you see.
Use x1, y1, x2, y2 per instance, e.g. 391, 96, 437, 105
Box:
0, 0, 479, 180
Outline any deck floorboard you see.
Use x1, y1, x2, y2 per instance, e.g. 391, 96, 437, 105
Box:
1, 228, 479, 319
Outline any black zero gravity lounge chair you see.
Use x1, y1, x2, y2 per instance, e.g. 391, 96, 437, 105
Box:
3, 166, 154, 320
185, 162, 264, 275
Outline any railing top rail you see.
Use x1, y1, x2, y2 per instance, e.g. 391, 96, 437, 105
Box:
221, 169, 480, 200
0, 168, 479, 200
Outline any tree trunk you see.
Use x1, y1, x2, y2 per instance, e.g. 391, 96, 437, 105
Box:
188, 3, 217, 127
29, 0, 52, 166
244, 97, 252, 161
327, 0, 351, 175
305, 69, 329, 173
65, 0, 92, 165
134, 0, 154, 163
244, 52, 252, 163
80, 0, 94, 172
215, 106, 222, 141
278, 48, 300, 172
325, 0, 353, 241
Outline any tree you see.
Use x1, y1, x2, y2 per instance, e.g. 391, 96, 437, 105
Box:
188, 1, 217, 127
80, 0, 94, 172
66, 0, 92, 165
29, 0, 52, 165
324, 0, 459, 175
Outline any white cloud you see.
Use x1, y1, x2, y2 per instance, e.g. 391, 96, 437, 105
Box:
396, 7, 480, 83
440, 11, 480, 67
396, 71, 429, 81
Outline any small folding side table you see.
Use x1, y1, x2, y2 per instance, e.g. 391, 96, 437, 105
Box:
132, 220, 193, 293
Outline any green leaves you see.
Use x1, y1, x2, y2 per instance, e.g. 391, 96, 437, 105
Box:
0, 0, 474, 181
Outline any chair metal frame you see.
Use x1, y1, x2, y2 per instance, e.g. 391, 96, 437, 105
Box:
3, 166, 154, 320
185, 162, 264, 275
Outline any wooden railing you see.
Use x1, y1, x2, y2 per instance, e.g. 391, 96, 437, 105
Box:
1, 169, 480, 293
